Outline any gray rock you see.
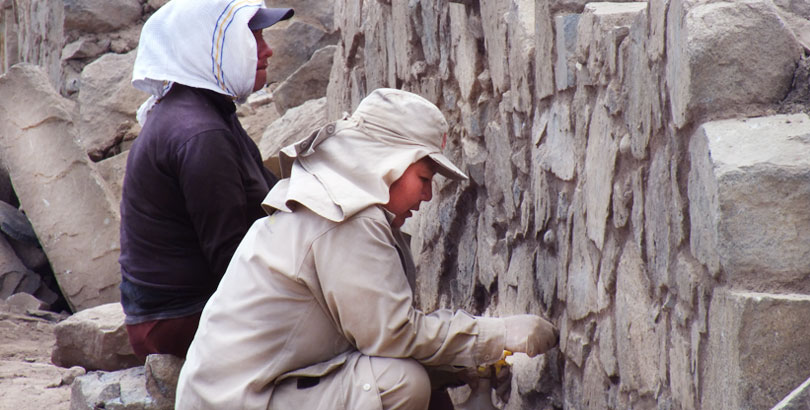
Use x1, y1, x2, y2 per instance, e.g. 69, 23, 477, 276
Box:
5, 291, 47, 313
688, 113, 810, 290
575, 2, 645, 87
62, 37, 108, 61
272, 45, 336, 114
615, 240, 658, 395
146, 0, 169, 11
259, 97, 328, 175
566, 191, 598, 321
583, 99, 617, 250
52, 303, 141, 372
266, 0, 335, 33
670, 326, 696, 409
262, 21, 338, 86
64, 0, 142, 34
667, 0, 802, 127
78, 49, 144, 161
773, 376, 810, 410
449, 4, 481, 103
94, 150, 129, 208
582, 353, 609, 409
0, 200, 37, 244
703, 290, 810, 410
537, 99, 576, 181
0, 0, 64, 88
144, 354, 183, 410
555, 14, 580, 91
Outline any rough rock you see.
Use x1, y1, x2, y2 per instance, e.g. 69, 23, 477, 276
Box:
576, 2, 645, 87
272, 45, 336, 114
78, 49, 144, 161
0, 64, 121, 312
144, 354, 184, 409
262, 20, 338, 86
0, 0, 65, 88
667, 0, 802, 127
70, 366, 151, 410
52, 303, 141, 372
62, 37, 108, 61
94, 151, 129, 208
259, 97, 328, 174
583, 98, 617, 250
688, 113, 810, 291
266, 0, 335, 33
146, 0, 169, 11
615, 240, 658, 395
772, 376, 810, 410
555, 14, 579, 92
5, 292, 47, 313
64, 0, 142, 34
703, 290, 810, 410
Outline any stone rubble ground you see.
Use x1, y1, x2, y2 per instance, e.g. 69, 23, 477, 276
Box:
0, 302, 72, 410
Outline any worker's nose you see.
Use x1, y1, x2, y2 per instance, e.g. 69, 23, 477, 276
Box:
422, 182, 432, 202
257, 36, 273, 60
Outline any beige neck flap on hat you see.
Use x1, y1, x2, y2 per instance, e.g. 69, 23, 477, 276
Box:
263, 88, 467, 222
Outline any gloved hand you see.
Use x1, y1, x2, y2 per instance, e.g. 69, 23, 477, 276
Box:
503, 314, 558, 357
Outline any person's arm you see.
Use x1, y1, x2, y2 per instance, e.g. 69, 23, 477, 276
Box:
174, 130, 253, 279
310, 212, 506, 368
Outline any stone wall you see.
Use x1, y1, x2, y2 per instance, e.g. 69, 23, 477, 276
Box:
3, 0, 810, 408
326, 0, 810, 409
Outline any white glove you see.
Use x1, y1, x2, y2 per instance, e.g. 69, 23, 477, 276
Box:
503, 314, 558, 357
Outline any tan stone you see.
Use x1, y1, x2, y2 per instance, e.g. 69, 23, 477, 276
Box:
0, 64, 121, 312
52, 303, 141, 371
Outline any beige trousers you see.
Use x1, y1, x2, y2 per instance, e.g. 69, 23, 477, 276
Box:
269, 352, 431, 410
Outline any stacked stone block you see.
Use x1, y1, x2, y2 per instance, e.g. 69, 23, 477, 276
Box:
328, 0, 808, 408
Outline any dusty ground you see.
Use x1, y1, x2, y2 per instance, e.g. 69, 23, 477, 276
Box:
0, 308, 72, 410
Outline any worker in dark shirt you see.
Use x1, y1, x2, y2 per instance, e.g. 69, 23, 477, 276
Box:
119, 0, 294, 359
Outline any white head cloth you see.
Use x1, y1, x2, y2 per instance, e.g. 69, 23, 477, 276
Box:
263, 88, 468, 222
132, 0, 264, 123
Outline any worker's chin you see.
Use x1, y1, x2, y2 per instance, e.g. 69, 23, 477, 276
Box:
253, 73, 267, 92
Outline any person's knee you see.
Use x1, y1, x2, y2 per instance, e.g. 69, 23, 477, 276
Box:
370, 357, 430, 410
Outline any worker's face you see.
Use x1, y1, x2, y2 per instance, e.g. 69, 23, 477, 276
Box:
384, 158, 436, 229
253, 30, 273, 92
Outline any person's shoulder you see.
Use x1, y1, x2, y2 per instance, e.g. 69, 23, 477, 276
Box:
340, 206, 391, 233
148, 86, 231, 137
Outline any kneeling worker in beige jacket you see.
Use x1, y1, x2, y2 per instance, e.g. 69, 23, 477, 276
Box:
175, 88, 558, 410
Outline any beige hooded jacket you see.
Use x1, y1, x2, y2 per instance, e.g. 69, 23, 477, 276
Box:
175, 89, 508, 409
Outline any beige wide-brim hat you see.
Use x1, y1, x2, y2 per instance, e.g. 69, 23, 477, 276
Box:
267, 88, 467, 222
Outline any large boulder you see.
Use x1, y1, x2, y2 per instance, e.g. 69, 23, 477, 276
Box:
272, 45, 336, 114
70, 366, 150, 410
688, 113, 810, 290
0, 64, 122, 312
64, 0, 142, 34
667, 0, 802, 127
52, 302, 141, 371
78, 49, 144, 161
262, 20, 338, 85
703, 290, 810, 409
259, 97, 327, 174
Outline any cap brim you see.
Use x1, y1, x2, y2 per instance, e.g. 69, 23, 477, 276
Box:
248, 8, 294, 31
428, 153, 468, 181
